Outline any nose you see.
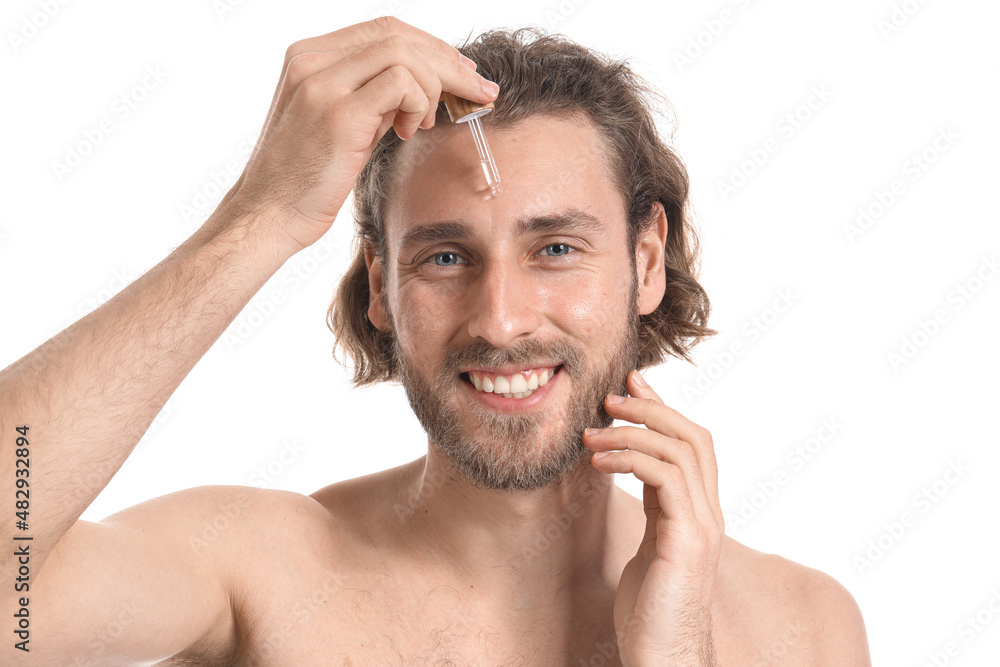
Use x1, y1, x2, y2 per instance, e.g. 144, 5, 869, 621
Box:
464, 258, 542, 347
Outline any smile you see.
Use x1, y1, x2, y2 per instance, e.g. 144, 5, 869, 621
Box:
461, 365, 562, 399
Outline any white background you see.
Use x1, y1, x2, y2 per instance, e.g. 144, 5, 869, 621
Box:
2, 0, 998, 664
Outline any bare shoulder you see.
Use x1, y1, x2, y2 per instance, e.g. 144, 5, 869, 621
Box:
308, 459, 420, 523
105, 483, 335, 542
102, 482, 342, 600
715, 536, 872, 666
140, 485, 341, 667
23, 485, 338, 667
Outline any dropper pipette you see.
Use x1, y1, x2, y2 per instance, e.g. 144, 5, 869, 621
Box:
467, 114, 502, 196
441, 92, 503, 197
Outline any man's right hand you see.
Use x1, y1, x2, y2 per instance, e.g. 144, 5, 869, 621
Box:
0, 19, 500, 665
220, 17, 499, 257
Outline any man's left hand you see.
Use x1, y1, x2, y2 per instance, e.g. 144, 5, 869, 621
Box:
583, 369, 724, 666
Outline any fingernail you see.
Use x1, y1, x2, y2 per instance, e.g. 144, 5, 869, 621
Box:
459, 54, 477, 70
607, 394, 624, 404
584, 427, 602, 435
481, 78, 499, 98
593, 451, 612, 459
632, 371, 646, 387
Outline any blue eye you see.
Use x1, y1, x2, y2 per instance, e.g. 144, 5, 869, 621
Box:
425, 244, 575, 267
431, 251, 467, 266
540, 243, 574, 257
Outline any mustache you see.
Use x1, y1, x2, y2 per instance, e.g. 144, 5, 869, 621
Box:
438, 338, 585, 380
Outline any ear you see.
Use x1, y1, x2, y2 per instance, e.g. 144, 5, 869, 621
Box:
364, 243, 389, 331
635, 201, 668, 316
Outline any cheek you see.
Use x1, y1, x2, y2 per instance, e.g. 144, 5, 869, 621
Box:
544, 272, 624, 337
392, 285, 455, 363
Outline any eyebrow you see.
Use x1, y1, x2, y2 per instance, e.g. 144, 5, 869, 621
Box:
397, 209, 606, 256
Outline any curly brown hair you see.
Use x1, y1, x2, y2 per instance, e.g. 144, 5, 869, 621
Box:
328, 27, 716, 387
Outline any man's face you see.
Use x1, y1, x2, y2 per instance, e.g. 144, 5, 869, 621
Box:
371, 114, 653, 491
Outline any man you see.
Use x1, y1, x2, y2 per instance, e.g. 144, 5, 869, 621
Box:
0, 18, 870, 666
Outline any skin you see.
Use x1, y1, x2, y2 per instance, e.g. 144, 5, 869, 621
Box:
373, 109, 728, 662
356, 113, 867, 665
371, 113, 641, 495
0, 18, 872, 666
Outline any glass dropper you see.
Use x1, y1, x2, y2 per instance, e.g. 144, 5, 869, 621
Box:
465, 114, 502, 196
441, 92, 503, 197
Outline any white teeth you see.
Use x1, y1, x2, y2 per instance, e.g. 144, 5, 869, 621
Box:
467, 367, 557, 399
495, 389, 535, 399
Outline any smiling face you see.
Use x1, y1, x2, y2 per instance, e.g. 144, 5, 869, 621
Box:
365, 113, 666, 491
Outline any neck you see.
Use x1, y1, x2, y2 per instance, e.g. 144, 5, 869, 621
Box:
392, 447, 641, 607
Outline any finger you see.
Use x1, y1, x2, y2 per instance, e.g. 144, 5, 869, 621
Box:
626, 369, 664, 404
603, 393, 718, 485
352, 65, 430, 141
274, 39, 434, 133
285, 37, 488, 137
585, 425, 689, 463
623, 370, 720, 516
604, 387, 723, 528
606, 390, 706, 449
590, 451, 705, 555
369, 111, 397, 152
257, 36, 367, 154
584, 425, 715, 526
288, 47, 430, 143
408, 41, 492, 127
288, 18, 493, 106
264, 20, 490, 146
330, 36, 443, 130
259, 50, 343, 139
288, 17, 462, 72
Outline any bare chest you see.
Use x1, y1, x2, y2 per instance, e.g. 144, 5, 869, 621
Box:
229, 569, 624, 666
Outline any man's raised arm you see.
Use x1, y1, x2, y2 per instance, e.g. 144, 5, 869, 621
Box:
1, 203, 291, 564
0, 17, 498, 664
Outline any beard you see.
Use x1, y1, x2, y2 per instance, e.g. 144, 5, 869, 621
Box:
389, 276, 640, 492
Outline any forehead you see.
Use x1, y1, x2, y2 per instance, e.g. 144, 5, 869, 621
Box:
383, 113, 626, 255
